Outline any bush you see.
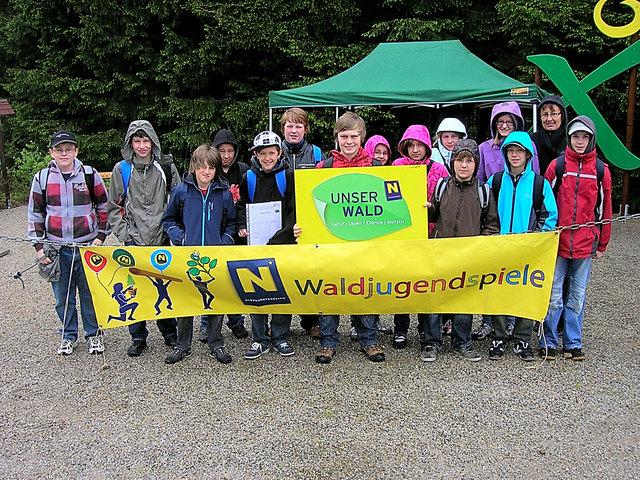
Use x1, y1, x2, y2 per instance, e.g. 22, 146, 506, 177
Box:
9, 143, 50, 204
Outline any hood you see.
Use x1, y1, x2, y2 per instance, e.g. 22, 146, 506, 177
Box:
213, 129, 240, 164
397, 125, 432, 159
121, 120, 161, 161
450, 138, 479, 176
436, 118, 468, 138
489, 102, 524, 138
537, 95, 567, 132
566, 116, 597, 154
364, 135, 391, 162
500, 131, 535, 174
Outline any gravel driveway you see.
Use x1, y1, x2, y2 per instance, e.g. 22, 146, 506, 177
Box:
0, 205, 638, 479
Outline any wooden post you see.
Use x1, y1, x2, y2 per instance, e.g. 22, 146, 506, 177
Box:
0, 118, 10, 209
621, 32, 639, 213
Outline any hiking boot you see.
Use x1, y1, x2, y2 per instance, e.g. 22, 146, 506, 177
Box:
164, 335, 177, 348
198, 326, 208, 343
563, 347, 586, 361
309, 324, 321, 339
88, 335, 104, 355
209, 346, 232, 364
392, 332, 407, 349
273, 341, 295, 357
127, 340, 147, 357
349, 326, 359, 341
361, 344, 385, 362
57, 339, 75, 356
377, 320, 393, 335
505, 322, 515, 338
164, 347, 191, 364
315, 346, 335, 364
471, 322, 492, 340
454, 346, 481, 362
420, 345, 437, 362
488, 340, 505, 360
539, 347, 557, 360
231, 325, 249, 339
244, 342, 269, 360
513, 341, 535, 361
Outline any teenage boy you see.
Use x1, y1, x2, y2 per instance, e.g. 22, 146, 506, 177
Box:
425, 138, 499, 362
486, 131, 558, 361
236, 131, 297, 360
539, 116, 612, 361
314, 112, 385, 364
197, 129, 249, 343
162, 144, 236, 364
28, 131, 110, 355
280, 107, 326, 338
107, 120, 180, 357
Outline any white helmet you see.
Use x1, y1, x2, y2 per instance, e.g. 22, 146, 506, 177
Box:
436, 118, 468, 138
249, 131, 282, 151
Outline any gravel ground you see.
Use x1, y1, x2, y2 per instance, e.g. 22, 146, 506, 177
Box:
0, 205, 638, 480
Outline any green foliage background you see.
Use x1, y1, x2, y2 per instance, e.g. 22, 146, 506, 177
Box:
0, 0, 638, 207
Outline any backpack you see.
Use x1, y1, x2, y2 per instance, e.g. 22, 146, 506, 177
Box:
246, 169, 287, 202
38, 165, 98, 208
312, 145, 322, 165
119, 155, 174, 200
491, 170, 545, 220
433, 177, 491, 213
553, 154, 606, 221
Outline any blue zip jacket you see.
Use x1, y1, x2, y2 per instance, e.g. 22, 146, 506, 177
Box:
162, 173, 236, 246
487, 131, 558, 234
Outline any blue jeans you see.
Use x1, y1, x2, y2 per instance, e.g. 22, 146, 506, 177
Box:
200, 313, 244, 330
423, 314, 472, 350
51, 247, 99, 342
319, 315, 377, 348
250, 314, 292, 348
541, 256, 592, 349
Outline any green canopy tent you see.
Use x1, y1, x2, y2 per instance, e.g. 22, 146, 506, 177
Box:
268, 40, 547, 130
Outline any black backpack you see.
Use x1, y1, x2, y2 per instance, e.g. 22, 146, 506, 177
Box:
552, 154, 606, 221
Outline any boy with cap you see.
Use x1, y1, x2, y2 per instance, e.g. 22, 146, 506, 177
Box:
425, 138, 499, 362
486, 131, 558, 361
107, 120, 180, 357
28, 131, 110, 355
539, 116, 612, 361
236, 131, 297, 359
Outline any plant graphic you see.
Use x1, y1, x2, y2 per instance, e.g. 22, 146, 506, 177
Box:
187, 251, 217, 279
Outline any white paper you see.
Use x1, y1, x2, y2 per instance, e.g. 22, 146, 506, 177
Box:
247, 201, 282, 246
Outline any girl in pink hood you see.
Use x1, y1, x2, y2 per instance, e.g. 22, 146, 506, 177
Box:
364, 135, 392, 166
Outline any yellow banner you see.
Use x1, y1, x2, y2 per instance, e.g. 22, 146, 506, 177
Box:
81, 232, 559, 329
295, 165, 428, 243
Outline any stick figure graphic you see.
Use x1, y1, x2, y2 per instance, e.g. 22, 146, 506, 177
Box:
187, 271, 215, 309
149, 277, 173, 315
107, 282, 139, 323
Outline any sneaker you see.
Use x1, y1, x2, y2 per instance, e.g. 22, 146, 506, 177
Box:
539, 347, 557, 360
198, 326, 208, 343
309, 324, 321, 339
164, 347, 191, 364
563, 347, 586, 361
471, 322, 492, 340
420, 345, 437, 362
442, 319, 452, 336
505, 323, 515, 338
315, 346, 335, 364
127, 340, 147, 357
377, 321, 393, 335
349, 326, 359, 341
361, 344, 385, 362
209, 346, 232, 364
454, 346, 481, 362
88, 336, 104, 355
57, 339, 75, 355
513, 341, 535, 361
392, 332, 407, 349
488, 340, 505, 360
244, 342, 269, 360
273, 341, 295, 357
231, 325, 249, 339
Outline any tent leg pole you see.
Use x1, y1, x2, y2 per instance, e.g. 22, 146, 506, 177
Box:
269, 109, 273, 132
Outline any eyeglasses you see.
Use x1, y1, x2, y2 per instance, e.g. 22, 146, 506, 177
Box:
52, 147, 76, 154
496, 120, 514, 127
541, 112, 561, 119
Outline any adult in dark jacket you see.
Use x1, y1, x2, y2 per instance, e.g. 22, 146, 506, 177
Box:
530, 95, 568, 175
